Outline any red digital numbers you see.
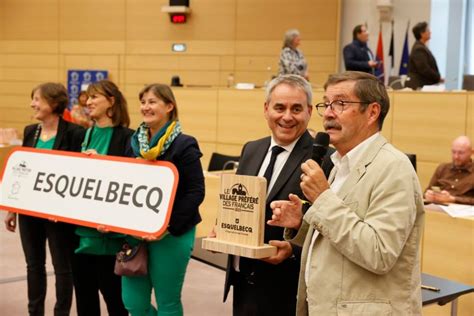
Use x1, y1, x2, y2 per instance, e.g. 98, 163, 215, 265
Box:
171, 14, 186, 23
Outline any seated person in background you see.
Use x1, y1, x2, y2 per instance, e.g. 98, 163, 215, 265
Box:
71, 90, 93, 128
425, 136, 474, 205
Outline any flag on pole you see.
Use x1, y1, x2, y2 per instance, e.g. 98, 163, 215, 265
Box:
389, 20, 394, 75
399, 21, 410, 75
374, 25, 385, 83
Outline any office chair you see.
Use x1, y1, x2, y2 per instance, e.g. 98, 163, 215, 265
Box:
406, 153, 417, 172
388, 76, 404, 90
462, 75, 474, 91
208, 152, 240, 171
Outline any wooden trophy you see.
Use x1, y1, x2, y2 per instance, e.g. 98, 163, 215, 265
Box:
202, 173, 276, 258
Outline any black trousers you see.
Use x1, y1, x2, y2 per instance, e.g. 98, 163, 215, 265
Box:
232, 264, 298, 316
72, 253, 128, 316
18, 215, 74, 316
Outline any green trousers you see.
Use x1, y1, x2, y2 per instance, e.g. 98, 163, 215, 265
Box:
121, 227, 195, 316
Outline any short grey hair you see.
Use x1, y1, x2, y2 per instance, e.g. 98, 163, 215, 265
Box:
283, 29, 300, 48
265, 74, 312, 106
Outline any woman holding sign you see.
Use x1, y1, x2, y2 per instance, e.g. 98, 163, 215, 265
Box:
4, 82, 85, 315
121, 84, 205, 316
73, 79, 133, 316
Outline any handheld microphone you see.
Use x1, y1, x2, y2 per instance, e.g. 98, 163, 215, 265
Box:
312, 132, 330, 166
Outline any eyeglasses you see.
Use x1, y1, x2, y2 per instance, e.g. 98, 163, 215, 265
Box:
314, 100, 370, 116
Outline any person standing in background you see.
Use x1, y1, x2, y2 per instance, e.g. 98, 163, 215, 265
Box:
73, 79, 133, 316
406, 22, 443, 90
343, 24, 378, 74
121, 83, 205, 316
4, 82, 85, 316
279, 29, 309, 80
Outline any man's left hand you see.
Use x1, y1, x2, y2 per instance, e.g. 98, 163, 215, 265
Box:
261, 240, 293, 265
300, 159, 330, 203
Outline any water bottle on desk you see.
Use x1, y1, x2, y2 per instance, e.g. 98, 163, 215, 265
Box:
227, 73, 234, 88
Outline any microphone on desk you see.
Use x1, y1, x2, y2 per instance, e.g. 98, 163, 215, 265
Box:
312, 132, 330, 166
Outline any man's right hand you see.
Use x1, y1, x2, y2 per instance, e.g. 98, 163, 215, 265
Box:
4, 212, 17, 232
368, 60, 378, 68
267, 194, 303, 229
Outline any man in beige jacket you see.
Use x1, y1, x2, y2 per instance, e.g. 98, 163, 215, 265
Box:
267, 71, 424, 315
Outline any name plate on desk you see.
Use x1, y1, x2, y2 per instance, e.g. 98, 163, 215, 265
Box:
0, 147, 178, 238
202, 173, 276, 258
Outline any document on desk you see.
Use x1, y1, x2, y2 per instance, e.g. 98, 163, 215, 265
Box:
439, 204, 474, 218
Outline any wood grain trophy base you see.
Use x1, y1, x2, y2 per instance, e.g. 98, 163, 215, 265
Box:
202, 174, 276, 259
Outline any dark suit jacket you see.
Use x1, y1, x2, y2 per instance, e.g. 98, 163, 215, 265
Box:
23, 117, 85, 151
406, 41, 441, 89
223, 131, 334, 315
104, 125, 134, 157
343, 40, 374, 74
154, 134, 205, 236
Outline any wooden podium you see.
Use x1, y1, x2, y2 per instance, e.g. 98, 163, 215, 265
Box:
202, 174, 276, 258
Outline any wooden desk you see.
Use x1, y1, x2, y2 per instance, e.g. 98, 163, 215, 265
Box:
422, 209, 474, 315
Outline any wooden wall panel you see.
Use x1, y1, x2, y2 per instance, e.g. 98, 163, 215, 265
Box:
125, 41, 235, 55
306, 56, 336, 72
59, 41, 125, 54
0, 41, 59, 54
0, 82, 43, 95
173, 88, 218, 143
0, 106, 33, 123
467, 93, 474, 142
2, 0, 58, 40
215, 143, 244, 157
234, 56, 278, 72
417, 161, 439, 191
0, 54, 59, 69
126, 0, 236, 41
217, 89, 269, 145
59, 0, 125, 40
235, 0, 338, 40
199, 141, 217, 171
391, 92, 467, 163
303, 41, 338, 55
0, 68, 59, 82
63, 55, 120, 70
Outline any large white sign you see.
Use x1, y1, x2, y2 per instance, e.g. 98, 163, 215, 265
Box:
0, 148, 178, 238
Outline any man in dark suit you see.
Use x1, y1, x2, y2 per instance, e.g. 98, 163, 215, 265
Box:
343, 24, 378, 74
220, 74, 332, 316
406, 22, 443, 90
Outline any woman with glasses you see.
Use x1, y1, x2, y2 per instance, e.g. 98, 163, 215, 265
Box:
73, 79, 133, 316
4, 82, 85, 316
121, 83, 205, 316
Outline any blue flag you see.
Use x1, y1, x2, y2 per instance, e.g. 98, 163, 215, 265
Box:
399, 23, 409, 75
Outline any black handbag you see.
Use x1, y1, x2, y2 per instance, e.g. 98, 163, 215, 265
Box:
114, 243, 148, 276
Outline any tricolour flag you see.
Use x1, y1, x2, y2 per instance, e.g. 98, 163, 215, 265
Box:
374, 25, 385, 83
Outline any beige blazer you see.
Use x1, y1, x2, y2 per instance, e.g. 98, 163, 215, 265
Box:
291, 134, 424, 316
